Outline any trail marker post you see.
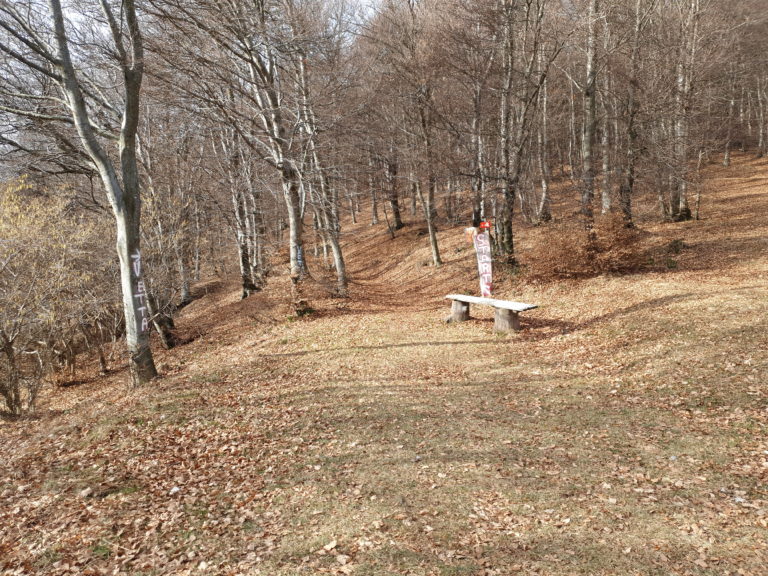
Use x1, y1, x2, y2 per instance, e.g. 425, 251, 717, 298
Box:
465, 221, 493, 297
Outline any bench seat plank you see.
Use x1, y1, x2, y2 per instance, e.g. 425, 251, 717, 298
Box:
445, 294, 537, 313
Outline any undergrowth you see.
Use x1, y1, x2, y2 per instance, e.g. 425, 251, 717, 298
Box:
526, 214, 645, 279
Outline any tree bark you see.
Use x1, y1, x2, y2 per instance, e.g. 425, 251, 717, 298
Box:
471, 83, 488, 227
368, 153, 380, 225
415, 179, 442, 267
757, 78, 767, 158
619, 0, 648, 226
296, 53, 347, 295
233, 189, 260, 299
723, 70, 736, 167
385, 155, 404, 230
0, 333, 21, 415
536, 64, 552, 223
671, 0, 699, 222
498, 0, 516, 262
581, 0, 599, 225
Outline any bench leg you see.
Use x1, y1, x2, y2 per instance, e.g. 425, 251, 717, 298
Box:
447, 300, 470, 323
494, 308, 520, 332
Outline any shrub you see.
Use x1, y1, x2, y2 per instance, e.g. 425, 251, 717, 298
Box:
526, 214, 645, 280
0, 177, 118, 415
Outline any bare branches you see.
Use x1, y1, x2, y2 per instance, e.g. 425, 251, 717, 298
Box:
98, 0, 129, 66
0, 1, 58, 63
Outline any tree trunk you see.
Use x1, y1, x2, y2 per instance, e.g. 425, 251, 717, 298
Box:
671, 0, 699, 222
757, 79, 766, 158
723, 72, 736, 167
116, 223, 157, 384
177, 244, 192, 307
192, 193, 202, 281
581, 0, 599, 225
416, 179, 442, 267
369, 154, 380, 225
619, 0, 646, 226
600, 16, 613, 216
600, 92, 611, 214
0, 334, 21, 415
498, 0, 516, 263
568, 80, 578, 182
233, 189, 260, 299
386, 156, 404, 230
536, 67, 552, 223
471, 83, 487, 227
50, 0, 156, 386
349, 192, 357, 225
282, 162, 306, 281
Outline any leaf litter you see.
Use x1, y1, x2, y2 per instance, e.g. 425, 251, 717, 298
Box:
1, 155, 767, 575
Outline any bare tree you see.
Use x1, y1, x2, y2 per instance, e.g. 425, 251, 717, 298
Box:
0, 0, 157, 385
617, 0, 656, 225
670, 0, 703, 221
494, 0, 562, 263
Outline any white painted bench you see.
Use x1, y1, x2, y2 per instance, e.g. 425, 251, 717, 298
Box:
445, 294, 537, 332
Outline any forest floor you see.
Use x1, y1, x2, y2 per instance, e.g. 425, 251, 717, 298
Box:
1, 154, 767, 576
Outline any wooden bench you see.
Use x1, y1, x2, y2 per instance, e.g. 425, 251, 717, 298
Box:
445, 294, 537, 332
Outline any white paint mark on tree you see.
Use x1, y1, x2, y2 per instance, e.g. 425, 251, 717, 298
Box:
131, 250, 150, 333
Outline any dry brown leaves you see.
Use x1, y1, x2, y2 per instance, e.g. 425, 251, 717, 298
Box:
1, 154, 767, 575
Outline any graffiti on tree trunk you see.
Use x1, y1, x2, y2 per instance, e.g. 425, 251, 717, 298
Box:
131, 250, 150, 333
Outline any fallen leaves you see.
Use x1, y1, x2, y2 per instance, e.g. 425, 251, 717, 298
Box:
2, 155, 768, 575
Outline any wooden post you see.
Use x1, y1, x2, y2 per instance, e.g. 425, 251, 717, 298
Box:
448, 300, 470, 323
494, 308, 520, 332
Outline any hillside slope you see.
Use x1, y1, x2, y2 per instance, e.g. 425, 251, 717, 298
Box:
1, 155, 767, 576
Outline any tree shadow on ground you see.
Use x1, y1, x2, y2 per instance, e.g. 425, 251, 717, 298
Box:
258, 293, 694, 356
523, 293, 693, 339
259, 339, 502, 358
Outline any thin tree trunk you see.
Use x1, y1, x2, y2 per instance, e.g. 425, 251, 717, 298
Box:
498, 0, 516, 261
0, 334, 21, 415
192, 193, 202, 281
600, 92, 611, 214
233, 189, 259, 298
415, 179, 442, 267
471, 84, 487, 226
536, 66, 552, 223
672, 0, 699, 221
757, 79, 766, 158
367, 152, 380, 225
600, 15, 612, 215
386, 155, 404, 230
618, 1, 645, 226
568, 80, 578, 182
581, 0, 599, 225
349, 192, 357, 224
723, 72, 736, 167
176, 246, 192, 307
